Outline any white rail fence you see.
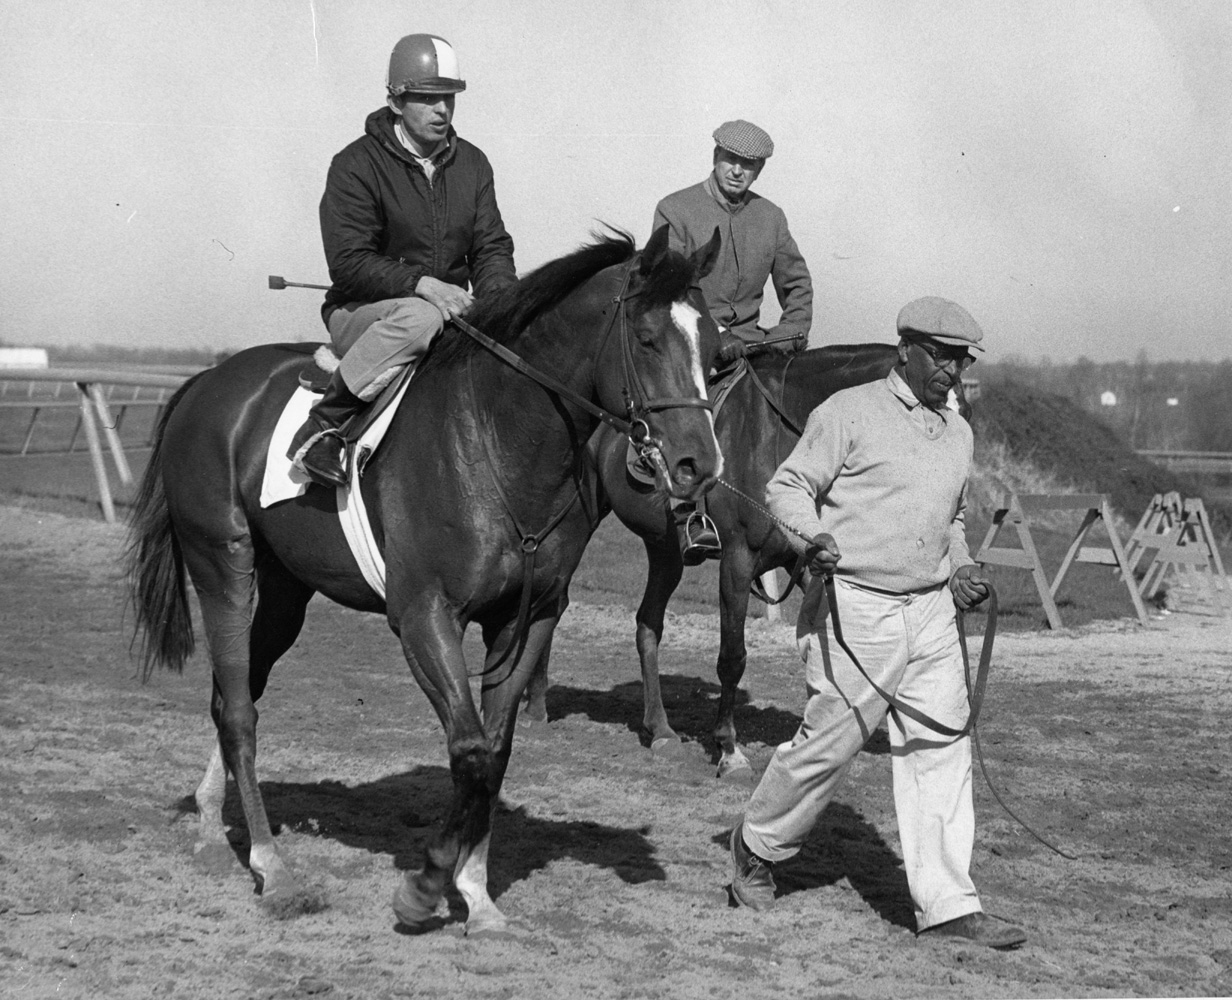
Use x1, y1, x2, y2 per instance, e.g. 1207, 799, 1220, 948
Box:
0, 368, 193, 523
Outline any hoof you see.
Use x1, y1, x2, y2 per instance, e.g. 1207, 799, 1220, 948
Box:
717, 750, 753, 781
192, 840, 237, 875
465, 909, 517, 939
393, 873, 442, 929
519, 708, 548, 729
649, 735, 685, 755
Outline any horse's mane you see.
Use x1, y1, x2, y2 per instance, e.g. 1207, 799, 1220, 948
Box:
423, 228, 639, 370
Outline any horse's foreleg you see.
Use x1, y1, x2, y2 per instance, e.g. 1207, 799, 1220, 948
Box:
392, 601, 500, 931
453, 616, 560, 935
635, 538, 685, 750
714, 544, 755, 777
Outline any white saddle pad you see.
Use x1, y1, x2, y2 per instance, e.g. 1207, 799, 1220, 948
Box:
259, 379, 412, 599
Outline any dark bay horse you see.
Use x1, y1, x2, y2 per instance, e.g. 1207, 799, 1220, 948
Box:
125, 226, 723, 933
526, 344, 963, 775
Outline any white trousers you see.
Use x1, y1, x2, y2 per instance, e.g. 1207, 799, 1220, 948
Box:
741, 577, 982, 930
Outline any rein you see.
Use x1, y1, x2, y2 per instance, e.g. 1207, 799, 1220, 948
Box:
453, 258, 713, 682
715, 476, 1076, 859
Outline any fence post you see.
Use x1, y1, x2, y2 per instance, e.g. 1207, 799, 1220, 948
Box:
76, 383, 116, 523
975, 492, 1148, 628
87, 383, 133, 485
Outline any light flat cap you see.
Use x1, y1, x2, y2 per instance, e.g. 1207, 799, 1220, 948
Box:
713, 120, 774, 159
896, 296, 985, 352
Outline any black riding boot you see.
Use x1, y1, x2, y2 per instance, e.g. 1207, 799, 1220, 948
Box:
287, 369, 365, 488
675, 499, 722, 566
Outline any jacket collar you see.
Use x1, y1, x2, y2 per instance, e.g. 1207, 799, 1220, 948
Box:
703, 173, 749, 214
366, 107, 457, 170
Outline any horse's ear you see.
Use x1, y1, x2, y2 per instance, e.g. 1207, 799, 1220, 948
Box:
690, 227, 722, 281
639, 224, 671, 276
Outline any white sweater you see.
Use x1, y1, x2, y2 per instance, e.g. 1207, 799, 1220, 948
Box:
765, 370, 975, 594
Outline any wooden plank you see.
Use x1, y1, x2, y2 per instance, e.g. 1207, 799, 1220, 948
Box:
1016, 493, 1106, 512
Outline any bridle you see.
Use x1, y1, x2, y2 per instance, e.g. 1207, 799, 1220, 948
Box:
452, 255, 715, 681
453, 259, 714, 472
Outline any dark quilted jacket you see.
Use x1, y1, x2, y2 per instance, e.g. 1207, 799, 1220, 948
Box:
319, 107, 516, 323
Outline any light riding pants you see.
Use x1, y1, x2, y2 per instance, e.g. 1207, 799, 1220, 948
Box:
741, 577, 982, 930
327, 297, 445, 400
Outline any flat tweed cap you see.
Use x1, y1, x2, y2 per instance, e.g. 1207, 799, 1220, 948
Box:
713, 120, 774, 159
896, 296, 985, 352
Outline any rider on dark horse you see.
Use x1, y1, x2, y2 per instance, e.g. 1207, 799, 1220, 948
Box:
650, 119, 814, 563
289, 33, 517, 488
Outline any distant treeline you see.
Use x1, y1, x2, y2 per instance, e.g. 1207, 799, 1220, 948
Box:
977, 357, 1232, 454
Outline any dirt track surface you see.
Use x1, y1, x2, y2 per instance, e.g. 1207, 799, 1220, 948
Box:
3, 504, 1232, 999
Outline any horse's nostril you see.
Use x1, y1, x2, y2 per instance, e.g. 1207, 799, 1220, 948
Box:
673, 460, 697, 486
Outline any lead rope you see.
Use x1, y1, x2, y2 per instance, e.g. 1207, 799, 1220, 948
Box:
713, 476, 1077, 860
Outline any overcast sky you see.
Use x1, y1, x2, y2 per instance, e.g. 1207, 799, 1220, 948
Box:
2, 0, 1228, 363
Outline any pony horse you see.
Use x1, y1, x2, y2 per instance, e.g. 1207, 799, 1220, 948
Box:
526, 344, 969, 775
125, 226, 723, 933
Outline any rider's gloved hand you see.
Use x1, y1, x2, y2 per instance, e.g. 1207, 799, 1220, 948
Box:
416, 276, 474, 322
950, 564, 990, 610
805, 532, 841, 576
717, 336, 747, 366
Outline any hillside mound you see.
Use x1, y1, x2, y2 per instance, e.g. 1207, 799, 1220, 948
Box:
969, 379, 1229, 536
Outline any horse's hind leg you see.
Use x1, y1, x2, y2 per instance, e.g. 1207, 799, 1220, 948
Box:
193, 553, 314, 875
521, 593, 568, 726
635, 537, 685, 750
714, 542, 755, 777
185, 536, 309, 904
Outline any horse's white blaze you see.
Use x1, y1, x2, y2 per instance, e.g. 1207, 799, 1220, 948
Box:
671, 301, 709, 400
670, 302, 722, 476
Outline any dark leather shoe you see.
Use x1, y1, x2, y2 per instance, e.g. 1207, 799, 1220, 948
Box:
922, 912, 1027, 950
729, 826, 775, 911
680, 511, 722, 566
297, 429, 348, 489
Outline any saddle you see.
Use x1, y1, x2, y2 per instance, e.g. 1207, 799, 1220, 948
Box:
298, 348, 412, 477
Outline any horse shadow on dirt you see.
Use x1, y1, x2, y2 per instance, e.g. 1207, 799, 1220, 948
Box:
183, 765, 665, 902
543, 673, 805, 751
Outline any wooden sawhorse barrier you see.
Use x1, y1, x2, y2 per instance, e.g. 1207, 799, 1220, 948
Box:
1127, 493, 1230, 615
974, 493, 1149, 629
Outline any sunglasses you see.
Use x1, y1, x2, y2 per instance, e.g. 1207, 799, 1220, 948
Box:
910, 339, 975, 373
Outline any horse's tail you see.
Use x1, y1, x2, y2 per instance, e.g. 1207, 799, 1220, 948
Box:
124, 374, 203, 679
